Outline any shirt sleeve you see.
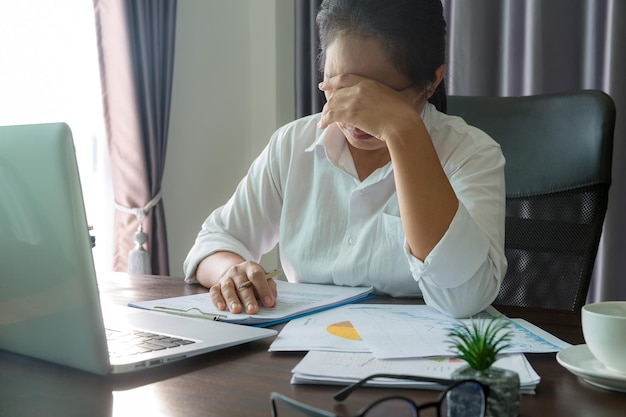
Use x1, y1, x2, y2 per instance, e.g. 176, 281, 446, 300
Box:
405, 139, 507, 318
183, 131, 284, 283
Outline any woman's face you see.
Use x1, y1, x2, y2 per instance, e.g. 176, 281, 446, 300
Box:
323, 35, 415, 151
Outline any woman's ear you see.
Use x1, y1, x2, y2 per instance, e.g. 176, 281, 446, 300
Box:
425, 65, 446, 99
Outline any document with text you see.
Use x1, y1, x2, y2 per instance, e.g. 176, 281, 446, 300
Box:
129, 280, 373, 327
270, 304, 571, 357
291, 351, 541, 394
346, 304, 570, 359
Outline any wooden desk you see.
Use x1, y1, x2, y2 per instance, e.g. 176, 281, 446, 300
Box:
1, 274, 624, 417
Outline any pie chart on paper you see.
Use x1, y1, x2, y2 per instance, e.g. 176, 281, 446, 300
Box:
326, 321, 361, 340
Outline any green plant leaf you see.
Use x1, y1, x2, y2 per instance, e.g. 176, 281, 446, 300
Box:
447, 316, 513, 372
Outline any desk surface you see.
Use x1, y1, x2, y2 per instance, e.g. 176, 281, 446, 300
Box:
1, 273, 624, 417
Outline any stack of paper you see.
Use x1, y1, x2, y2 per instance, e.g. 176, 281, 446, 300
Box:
291, 351, 541, 395
270, 304, 572, 394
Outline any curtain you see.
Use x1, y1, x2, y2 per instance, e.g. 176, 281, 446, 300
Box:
295, 0, 325, 118
442, 0, 626, 303
93, 0, 177, 276
294, 0, 626, 302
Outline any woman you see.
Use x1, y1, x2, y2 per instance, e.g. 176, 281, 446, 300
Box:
183, 0, 506, 318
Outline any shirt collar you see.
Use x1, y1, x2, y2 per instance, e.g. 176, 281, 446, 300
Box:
305, 119, 348, 168
422, 101, 435, 133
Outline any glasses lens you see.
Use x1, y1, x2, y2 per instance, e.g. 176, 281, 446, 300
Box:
441, 381, 486, 417
365, 398, 418, 417
272, 397, 300, 417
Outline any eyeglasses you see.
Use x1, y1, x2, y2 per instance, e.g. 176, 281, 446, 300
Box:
270, 373, 489, 417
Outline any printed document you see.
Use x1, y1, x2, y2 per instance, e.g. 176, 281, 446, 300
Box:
129, 280, 373, 327
270, 304, 571, 357
346, 304, 570, 359
290, 351, 541, 394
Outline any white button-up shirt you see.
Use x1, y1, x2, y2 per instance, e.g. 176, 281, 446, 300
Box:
184, 103, 506, 318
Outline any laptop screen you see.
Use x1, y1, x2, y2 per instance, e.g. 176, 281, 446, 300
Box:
0, 122, 110, 373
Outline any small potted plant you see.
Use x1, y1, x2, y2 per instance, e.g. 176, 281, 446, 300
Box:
448, 316, 520, 417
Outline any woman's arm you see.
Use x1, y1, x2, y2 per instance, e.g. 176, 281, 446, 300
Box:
318, 72, 457, 260
184, 129, 286, 314
384, 114, 458, 261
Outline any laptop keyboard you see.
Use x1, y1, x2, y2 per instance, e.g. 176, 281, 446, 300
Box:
106, 328, 196, 358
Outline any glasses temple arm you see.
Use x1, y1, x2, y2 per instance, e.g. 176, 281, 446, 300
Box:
333, 373, 451, 402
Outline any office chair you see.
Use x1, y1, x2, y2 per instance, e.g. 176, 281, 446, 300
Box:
447, 90, 615, 311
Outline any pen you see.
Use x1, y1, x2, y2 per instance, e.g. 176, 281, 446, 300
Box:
152, 306, 227, 321
238, 268, 283, 289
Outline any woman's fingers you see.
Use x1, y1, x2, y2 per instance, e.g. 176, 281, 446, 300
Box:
209, 277, 241, 312
209, 261, 278, 314
318, 73, 423, 138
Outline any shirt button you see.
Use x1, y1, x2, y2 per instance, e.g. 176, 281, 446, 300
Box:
358, 189, 365, 195
348, 236, 357, 246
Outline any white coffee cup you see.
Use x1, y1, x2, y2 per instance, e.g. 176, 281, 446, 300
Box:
581, 301, 626, 374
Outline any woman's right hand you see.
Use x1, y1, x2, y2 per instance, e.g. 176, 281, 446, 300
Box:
208, 260, 277, 314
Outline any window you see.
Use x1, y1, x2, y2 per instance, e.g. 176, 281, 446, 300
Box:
0, 0, 113, 271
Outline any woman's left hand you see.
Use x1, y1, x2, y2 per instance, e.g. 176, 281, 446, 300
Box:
317, 73, 424, 141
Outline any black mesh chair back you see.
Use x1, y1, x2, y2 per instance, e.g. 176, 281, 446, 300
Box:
447, 90, 615, 311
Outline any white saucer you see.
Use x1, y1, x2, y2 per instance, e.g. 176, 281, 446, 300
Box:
556, 344, 626, 393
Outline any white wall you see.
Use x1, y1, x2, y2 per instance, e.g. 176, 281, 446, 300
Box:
163, 0, 294, 276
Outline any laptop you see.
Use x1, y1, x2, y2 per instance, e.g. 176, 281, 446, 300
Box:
0, 122, 276, 375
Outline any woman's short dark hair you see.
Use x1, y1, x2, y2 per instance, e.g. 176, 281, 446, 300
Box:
316, 0, 447, 111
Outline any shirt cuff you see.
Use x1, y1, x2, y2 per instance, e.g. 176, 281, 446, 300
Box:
406, 202, 491, 288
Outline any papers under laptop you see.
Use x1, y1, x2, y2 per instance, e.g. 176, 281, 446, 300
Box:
0, 122, 276, 375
